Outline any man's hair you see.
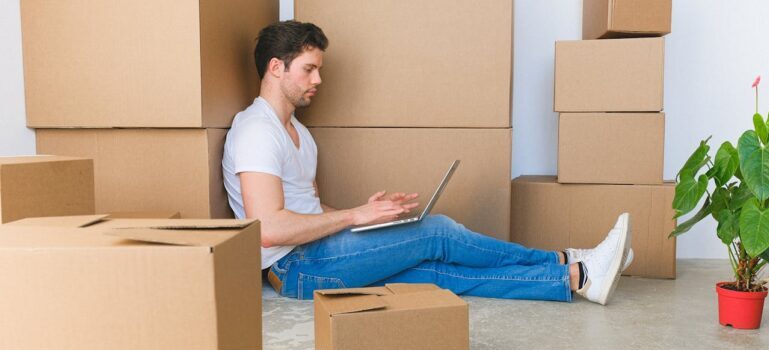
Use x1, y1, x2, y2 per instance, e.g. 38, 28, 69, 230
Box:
254, 20, 328, 79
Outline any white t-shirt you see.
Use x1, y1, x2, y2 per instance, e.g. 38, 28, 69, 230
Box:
222, 97, 323, 269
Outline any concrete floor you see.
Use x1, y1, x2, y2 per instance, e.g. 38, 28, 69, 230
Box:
262, 260, 769, 349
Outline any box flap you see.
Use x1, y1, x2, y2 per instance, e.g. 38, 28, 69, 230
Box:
105, 211, 181, 219
381, 289, 467, 310
105, 228, 240, 247
319, 294, 388, 315
4, 215, 109, 228
384, 283, 440, 294
315, 286, 391, 296
105, 219, 254, 230
0, 155, 88, 165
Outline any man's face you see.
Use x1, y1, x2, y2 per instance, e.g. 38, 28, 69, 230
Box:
280, 47, 323, 108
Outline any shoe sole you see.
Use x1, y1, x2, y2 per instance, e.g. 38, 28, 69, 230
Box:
596, 213, 630, 305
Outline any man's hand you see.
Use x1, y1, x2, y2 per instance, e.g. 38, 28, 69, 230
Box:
352, 190, 419, 226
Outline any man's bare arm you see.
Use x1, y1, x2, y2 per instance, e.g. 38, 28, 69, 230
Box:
241, 172, 416, 247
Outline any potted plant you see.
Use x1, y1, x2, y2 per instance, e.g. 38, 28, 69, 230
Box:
670, 76, 769, 329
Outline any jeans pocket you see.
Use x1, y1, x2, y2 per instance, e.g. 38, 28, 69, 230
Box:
297, 272, 346, 300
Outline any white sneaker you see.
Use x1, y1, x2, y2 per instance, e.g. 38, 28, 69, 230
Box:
565, 214, 634, 271
576, 213, 631, 305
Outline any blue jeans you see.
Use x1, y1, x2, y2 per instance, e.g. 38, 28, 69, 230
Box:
269, 214, 572, 301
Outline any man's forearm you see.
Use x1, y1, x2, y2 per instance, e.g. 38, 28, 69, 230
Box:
321, 203, 337, 212
260, 208, 353, 247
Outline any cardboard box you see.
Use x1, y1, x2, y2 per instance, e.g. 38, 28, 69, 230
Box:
0, 155, 94, 223
21, 0, 278, 128
558, 113, 665, 184
0, 217, 261, 349
35, 129, 233, 218
554, 38, 665, 112
314, 284, 468, 350
310, 127, 512, 241
583, 0, 672, 39
510, 176, 676, 279
295, 0, 513, 128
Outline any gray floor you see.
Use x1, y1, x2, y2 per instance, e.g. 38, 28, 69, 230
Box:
263, 260, 769, 349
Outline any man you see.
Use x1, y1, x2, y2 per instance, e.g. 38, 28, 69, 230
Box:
222, 21, 633, 304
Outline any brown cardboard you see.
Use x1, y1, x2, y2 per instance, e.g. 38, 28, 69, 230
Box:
558, 113, 665, 184
0, 218, 261, 349
310, 127, 512, 241
583, 0, 672, 39
35, 129, 233, 218
510, 176, 676, 279
314, 284, 468, 350
0, 155, 95, 223
554, 38, 665, 112
21, 0, 278, 128
295, 0, 513, 128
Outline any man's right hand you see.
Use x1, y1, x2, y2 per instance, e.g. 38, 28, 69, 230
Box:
351, 190, 419, 226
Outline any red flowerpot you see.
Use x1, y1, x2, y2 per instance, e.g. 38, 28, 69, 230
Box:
716, 282, 768, 329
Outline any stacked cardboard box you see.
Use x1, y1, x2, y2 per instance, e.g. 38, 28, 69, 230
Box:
512, 0, 676, 278
21, 0, 279, 218
295, 0, 514, 241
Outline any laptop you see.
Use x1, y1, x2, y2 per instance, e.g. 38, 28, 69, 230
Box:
350, 160, 460, 233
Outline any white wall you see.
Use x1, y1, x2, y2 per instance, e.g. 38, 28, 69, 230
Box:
0, 0, 34, 156
2, 0, 768, 258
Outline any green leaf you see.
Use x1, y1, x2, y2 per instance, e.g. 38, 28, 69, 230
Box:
738, 199, 769, 258
715, 209, 739, 245
669, 197, 711, 237
677, 137, 711, 178
711, 142, 740, 187
754, 113, 769, 144
732, 183, 754, 210
738, 130, 769, 201
710, 187, 731, 220
760, 248, 769, 261
673, 170, 710, 218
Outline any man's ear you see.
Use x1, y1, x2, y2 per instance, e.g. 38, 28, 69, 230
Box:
267, 57, 284, 78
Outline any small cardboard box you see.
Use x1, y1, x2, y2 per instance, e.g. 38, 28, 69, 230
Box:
295, 0, 513, 128
0, 155, 95, 223
310, 127, 512, 241
314, 284, 468, 350
0, 217, 261, 349
36, 129, 233, 218
583, 0, 672, 39
511, 176, 676, 279
554, 38, 665, 112
558, 113, 665, 184
21, 0, 278, 128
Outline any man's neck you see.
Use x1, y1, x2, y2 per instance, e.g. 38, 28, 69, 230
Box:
260, 88, 295, 128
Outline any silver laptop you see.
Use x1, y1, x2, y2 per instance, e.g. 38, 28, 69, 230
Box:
350, 160, 460, 233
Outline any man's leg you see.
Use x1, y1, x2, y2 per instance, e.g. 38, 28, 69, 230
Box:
270, 214, 562, 299
374, 261, 572, 301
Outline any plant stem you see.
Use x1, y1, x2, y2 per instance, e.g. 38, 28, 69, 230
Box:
728, 245, 739, 277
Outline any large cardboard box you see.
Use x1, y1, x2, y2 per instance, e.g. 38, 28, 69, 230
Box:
510, 176, 676, 279
0, 216, 261, 349
36, 129, 233, 218
0, 155, 94, 223
295, 0, 513, 128
554, 38, 665, 112
583, 0, 672, 39
21, 0, 278, 128
314, 284, 468, 350
310, 127, 512, 241
558, 113, 665, 184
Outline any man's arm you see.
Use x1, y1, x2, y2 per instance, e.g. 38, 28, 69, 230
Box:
241, 172, 416, 247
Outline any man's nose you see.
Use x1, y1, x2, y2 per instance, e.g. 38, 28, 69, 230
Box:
312, 70, 322, 85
